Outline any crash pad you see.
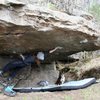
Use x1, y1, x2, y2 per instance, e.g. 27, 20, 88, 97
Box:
13, 78, 96, 92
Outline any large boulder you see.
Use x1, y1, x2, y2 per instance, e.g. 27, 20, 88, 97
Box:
0, 0, 100, 55
64, 56, 100, 81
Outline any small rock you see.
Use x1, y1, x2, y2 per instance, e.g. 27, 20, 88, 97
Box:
37, 80, 49, 87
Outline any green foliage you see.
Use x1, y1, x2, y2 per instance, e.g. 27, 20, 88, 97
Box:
47, 2, 57, 10
88, 1, 100, 22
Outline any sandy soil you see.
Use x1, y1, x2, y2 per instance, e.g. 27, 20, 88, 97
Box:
0, 83, 100, 100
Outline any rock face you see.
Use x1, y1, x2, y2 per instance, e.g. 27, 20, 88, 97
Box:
64, 57, 100, 81
0, 0, 100, 55
16, 63, 59, 87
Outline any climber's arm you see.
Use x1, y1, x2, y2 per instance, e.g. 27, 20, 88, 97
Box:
49, 46, 63, 54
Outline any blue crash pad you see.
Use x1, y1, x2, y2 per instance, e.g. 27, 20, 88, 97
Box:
13, 78, 96, 93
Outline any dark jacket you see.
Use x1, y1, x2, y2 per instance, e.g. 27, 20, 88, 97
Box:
2, 55, 35, 73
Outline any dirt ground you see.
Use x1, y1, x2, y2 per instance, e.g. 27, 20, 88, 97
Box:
0, 82, 100, 100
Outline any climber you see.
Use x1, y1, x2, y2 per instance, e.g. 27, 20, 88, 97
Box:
0, 46, 63, 80
0, 52, 44, 80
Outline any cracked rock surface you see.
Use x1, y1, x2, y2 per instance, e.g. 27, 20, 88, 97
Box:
0, 0, 100, 55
